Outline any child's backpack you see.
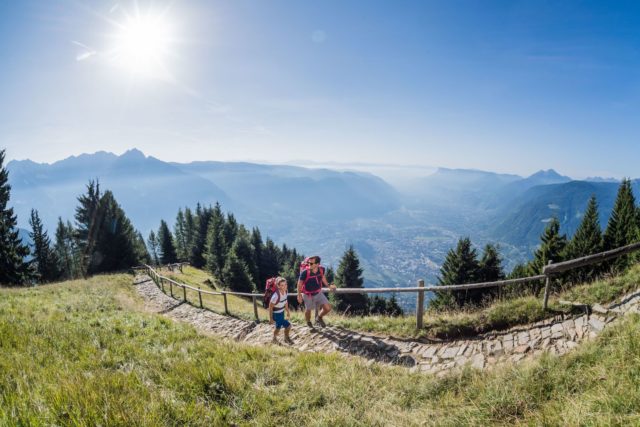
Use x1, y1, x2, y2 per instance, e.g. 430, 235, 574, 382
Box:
263, 277, 278, 308
299, 257, 325, 294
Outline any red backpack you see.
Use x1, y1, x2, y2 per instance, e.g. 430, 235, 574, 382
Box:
300, 257, 325, 295
263, 277, 279, 308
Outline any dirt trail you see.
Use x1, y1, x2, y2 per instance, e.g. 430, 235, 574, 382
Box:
133, 274, 640, 375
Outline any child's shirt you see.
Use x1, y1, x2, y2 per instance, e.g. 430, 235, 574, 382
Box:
270, 291, 287, 313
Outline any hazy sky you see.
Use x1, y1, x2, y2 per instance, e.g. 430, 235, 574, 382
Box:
1, 0, 640, 179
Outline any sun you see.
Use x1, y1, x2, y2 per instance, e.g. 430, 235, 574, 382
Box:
110, 9, 174, 78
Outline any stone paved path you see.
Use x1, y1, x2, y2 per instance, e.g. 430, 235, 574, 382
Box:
133, 274, 640, 376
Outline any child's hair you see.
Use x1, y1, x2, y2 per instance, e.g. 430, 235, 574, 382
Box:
276, 276, 287, 285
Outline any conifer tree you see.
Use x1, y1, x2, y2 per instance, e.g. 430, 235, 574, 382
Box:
205, 203, 226, 278
478, 244, 505, 283
250, 227, 265, 285
603, 179, 639, 270
335, 245, 368, 315
527, 217, 566, 295
369, 295, 387, 315
529, 218, 567, 274
221, 248, 255, 293
190, 205, 212, 268
260, 237, 281, 282
29, 209, 59, 282
54, 218, 81, 280
0, 149, 31, 285
89, 191, 143, 273
184, 207, 196, 254
222, 212, 238, 251
174, 209, 189, 260
565, 195, 603, 282
230, 232, 258, 285
147, 230, 160, 265
75, 180, 103, 275
431, 237, 480, 308
157, 220, 178, 264
472, 243, 505, 303
134, 231, 151, 265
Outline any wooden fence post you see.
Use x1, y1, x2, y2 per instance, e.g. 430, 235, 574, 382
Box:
182, 285, 187, 302
198, 287, 203, 308
543, 260, 553, 311
161, 277, 165, 292
252, 296, 259, 322
416, 279, 425, 330
223, 293, 229, 315
170, 281, 173, 298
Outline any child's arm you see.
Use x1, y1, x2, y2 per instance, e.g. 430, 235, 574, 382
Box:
269, 303, 274, 324
285, 300, 290, 319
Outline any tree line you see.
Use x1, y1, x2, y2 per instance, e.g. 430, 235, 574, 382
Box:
149, 204, 403, 315
433, 178, 640, 308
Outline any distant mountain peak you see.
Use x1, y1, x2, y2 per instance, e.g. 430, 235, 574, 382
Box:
120, 148, 146, 159
526, 169, 571, 182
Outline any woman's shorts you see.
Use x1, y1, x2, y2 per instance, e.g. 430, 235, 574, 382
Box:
302, 292, 329, 311
273, 311, 290, 329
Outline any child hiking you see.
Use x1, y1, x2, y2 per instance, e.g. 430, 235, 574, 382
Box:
297, 255, 336, 328
269, 277, 294, 345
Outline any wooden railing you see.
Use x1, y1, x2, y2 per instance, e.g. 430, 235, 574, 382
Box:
139, 241, 640, 330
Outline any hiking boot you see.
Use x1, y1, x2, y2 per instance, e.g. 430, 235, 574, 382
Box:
284, 336, 294, 345
271, 337, 280, 345
306, 321, 315, 329
316, 316, 327, 328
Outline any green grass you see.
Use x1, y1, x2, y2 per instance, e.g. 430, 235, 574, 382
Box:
159, 264, 640, 340
2, 273, 640, 425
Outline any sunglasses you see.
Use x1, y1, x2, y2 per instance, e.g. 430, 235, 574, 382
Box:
308, 262, 316, 266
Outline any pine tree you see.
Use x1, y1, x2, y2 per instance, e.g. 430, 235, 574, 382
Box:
603, 179, 638, 271
157, 220, 178, 264
260, 238, 281, 282
565, 195, 603, 282
386, 294, 403, 316
89, 191, 143, 273
205, 203, 226, 278
231, 233, 258, 285
528, 217, 566, 295
147, 230, 160, 265
431, 237, 480, 308
250, 227, 265, 285
75, 180, 103, 275
221, 249, 254, 293
134, 231, 151, 265
222, 212, 239, 252
470, 243, 505, 303
184, 207, 196, 256
54, 218, 81, 280
335, 245, 368, 315
174, 208, 189, 260
529, 218, 567, 274
477, 244, 505, 283
0, 149, 31, 285
28, 209, 60, 282
190, 205, 212, 268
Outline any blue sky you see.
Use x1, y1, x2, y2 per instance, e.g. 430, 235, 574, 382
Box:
1, 0, 640, 179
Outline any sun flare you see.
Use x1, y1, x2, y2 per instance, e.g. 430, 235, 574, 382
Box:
111, 10, 173, 78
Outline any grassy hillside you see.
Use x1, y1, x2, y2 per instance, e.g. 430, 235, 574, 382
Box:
2, 274, 640, 425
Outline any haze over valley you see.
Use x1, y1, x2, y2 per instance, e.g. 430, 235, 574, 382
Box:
9, 149, 638, 306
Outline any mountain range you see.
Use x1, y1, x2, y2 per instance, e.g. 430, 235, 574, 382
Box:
6, 149, 636, 296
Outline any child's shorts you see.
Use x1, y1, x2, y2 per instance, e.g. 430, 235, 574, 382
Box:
273, 311, 291, 329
